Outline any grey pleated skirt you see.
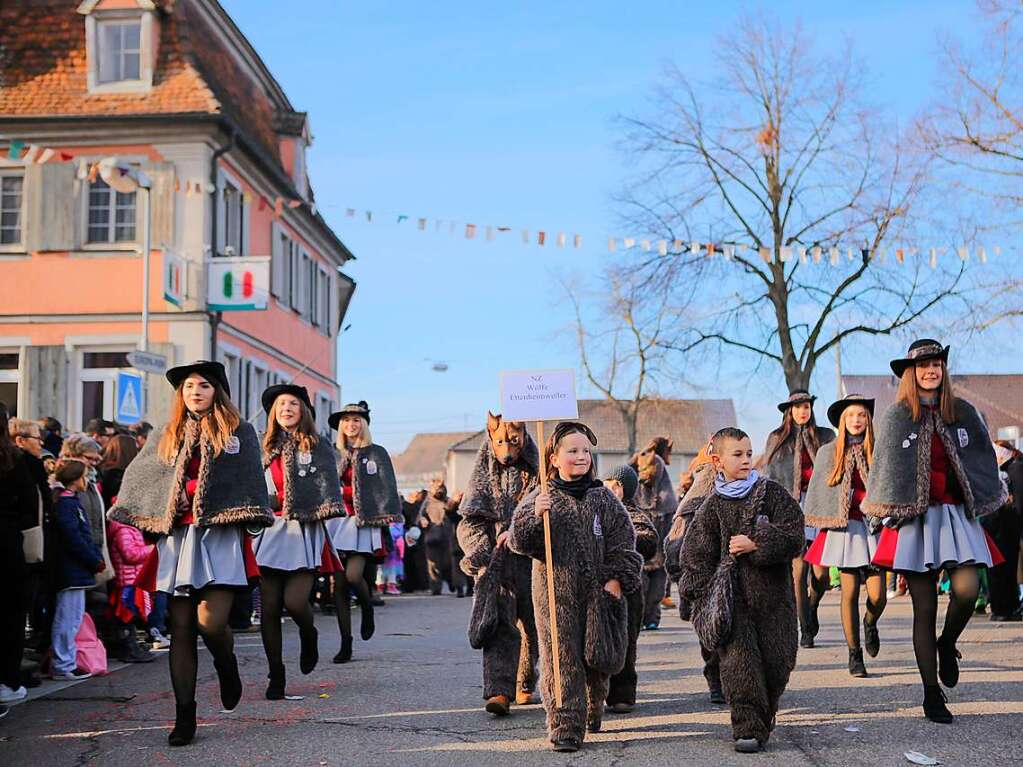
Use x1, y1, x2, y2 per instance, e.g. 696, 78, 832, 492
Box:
252, 515, 331, 572
325, 515, 382, 554
805, 518, 879, 570
151, 524, 251, 595
875, 503, 998, 572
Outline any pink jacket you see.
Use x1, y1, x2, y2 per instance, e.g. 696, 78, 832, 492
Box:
106, 519, 152, 588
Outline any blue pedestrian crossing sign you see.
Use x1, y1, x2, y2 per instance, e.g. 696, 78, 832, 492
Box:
116, 371, 144, 423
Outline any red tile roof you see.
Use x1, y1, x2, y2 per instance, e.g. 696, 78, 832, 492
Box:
392, 431, 478, 479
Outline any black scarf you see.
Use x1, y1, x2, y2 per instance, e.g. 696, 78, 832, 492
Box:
550, 475, 602, 500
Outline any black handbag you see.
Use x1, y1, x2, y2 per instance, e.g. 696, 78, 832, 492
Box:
467, 545, 506, 649
691, 555, 737, 651
585, 587, 629, 675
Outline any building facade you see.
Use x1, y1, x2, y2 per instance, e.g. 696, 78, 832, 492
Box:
0, 0, 355, 432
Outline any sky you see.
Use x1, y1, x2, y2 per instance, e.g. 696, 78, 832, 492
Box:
221, 1, 1009, 454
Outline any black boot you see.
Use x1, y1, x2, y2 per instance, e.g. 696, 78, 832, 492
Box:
922, 684, 953, 723
848, 648, 868, 678
360, 603, 375, 641
299, 625, 318, 675
265, 665, 286, 701
937, 635, 961, 689
333, 636, 353, 664
122, 627, 155, 663
799, 631, 814, 649
213, 654, 242, 712
168, 701, 197, 746
863, 615, 880, 658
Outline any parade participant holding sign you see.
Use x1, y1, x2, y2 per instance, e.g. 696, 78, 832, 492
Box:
803, 395, 887, 677
863, 340, 1005, 723
256, 384, 345, 700
325, 402, 400, 663
761, 390, 835, 648
603, 464, 659, 714
458, 412, 540, 717
509, 422, 642, 753
109, 361, 272, 747
679, 428, 804, 753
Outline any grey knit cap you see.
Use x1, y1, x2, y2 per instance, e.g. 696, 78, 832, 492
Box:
604, 464, 639, 503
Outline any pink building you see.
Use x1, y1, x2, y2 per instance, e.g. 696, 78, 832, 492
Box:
0, 0, 355, 431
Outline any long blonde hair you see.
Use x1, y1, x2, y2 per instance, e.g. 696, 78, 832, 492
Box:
896, 361, 956, 424
335, 415, 372, 452
263, 397, 318, 454
158, 379, 241, 464
827, 407, 874, 487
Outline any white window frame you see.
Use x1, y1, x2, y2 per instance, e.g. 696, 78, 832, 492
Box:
245, 357, 270, 430
83, 9, 156, 95
86, 175, 138, 245
317, 264, 331, 335
314, 392, 332, 436
215, 167, 247, 258
0, 169, 25, 252
216, 343, 243, 407
0, 347, 22, 416
272, 224, 296, 308
78, 154, 145, 252
73, 345, 133, 430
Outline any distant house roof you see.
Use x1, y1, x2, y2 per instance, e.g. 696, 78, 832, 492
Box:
449, 398, 737, 456
392, 431, 477, 479
842, 374, 1023, 436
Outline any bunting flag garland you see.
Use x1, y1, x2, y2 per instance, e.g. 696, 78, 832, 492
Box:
466, 223, 476, 239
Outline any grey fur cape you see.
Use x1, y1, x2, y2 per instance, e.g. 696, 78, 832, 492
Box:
338, 444, 401, 527
264, 432, 346, 523
862, 399, 1006, 522
109, 418, 271, 535
458, 435, 539, 576
762, 425, 835, 499
802, 441, 870, 529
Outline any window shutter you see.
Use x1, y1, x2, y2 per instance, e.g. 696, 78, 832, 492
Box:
319, 266, 330, 333
215, 170, 226, 255
148, 162, 176, 249
24, 162, 77, 252
270, 222, 282, 298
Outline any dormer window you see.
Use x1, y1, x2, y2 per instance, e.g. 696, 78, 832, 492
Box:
78, 1, 158, 94
98, 20, 141, 83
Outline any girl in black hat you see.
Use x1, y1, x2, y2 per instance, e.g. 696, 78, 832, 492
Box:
803, 396, 888, 677
325, 402, 401, 663
108, 361, 273, 747
255, 385, 346, 700
863, 339, 1005, 722
761, 390, 835, 648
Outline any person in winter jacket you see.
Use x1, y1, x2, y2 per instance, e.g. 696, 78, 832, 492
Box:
105, 518, 155, 663
603, 464, 659, 713
50, 460, 105, 681
509, 421, 642, 753
679, 428, 804, 753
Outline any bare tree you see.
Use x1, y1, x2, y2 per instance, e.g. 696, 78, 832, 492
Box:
616, 16, 976, 392
563, 273, 672, 456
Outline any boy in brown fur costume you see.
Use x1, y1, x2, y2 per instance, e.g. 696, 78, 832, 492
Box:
603, 464, 659, 713
458, 414, 540, 715
418, 478, 452, 595
678, 428, 803, 753
510, 422, 642, 752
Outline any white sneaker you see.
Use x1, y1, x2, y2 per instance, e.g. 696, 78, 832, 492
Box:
52, 669, 92, 681
148, 628, 171, 649
0, 684, 27, 703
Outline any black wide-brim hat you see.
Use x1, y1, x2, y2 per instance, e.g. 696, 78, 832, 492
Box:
261, 384, 313, 417
826, 394, 875, 429
890, 338, 950, 377
777, 389, 816, 413
328, 401, 371, 430
166, 360, 230, 396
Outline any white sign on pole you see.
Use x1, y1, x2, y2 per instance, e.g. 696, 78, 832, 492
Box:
499, 369, 578, 422
207, 256, 271, 311
127, 350, 167, 375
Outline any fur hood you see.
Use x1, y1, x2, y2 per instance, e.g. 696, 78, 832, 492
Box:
263, 432, 346, 523
863, 399, 1007, 522
110, 418, 272, 535
459, 435, 539, 524
635, 454, 677, 520
338, 443, 401, 527
802, 442, 869, 529
762, 425, 836, 499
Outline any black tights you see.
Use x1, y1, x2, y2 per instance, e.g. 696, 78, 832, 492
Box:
259, 569, 315, 671
795, 557, 829, 628
838, 570, 887, 649
168, 589, 235, 705
906, 566, 980, 686
333, 554, 371, 639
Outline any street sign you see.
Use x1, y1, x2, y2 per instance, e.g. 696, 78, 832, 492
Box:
116, 370, 144, 423
127, 350, 167, 375
207, 256, 271, 311
499, 369, 579, 422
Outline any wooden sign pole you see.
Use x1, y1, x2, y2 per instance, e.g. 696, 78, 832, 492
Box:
536, 420, 563, 708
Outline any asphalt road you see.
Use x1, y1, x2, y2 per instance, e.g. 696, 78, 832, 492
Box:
2, 589, 1021, 766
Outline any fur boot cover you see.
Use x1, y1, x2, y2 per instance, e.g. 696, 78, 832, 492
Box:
468, 545, 516, 649
263, 432, 346, 523
763, 425, 836, 499
802, 442, 869, 529
863, 399, 1006, 522
110, 418, 271, 534
338, 444, 401, 527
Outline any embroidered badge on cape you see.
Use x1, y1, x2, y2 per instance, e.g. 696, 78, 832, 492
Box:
225, 436, 240, 455
366, 460, 378, 475
593, 514, 603, 537
958, 428, 969, 448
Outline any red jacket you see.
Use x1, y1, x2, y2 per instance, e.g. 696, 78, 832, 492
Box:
107, 519, 152, 588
